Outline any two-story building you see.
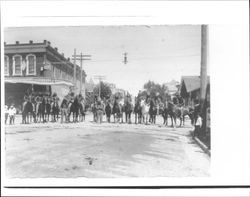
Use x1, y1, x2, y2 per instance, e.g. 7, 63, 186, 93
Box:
4, 40, 86, 108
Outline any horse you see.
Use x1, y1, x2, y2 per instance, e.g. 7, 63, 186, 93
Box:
134, 99, 142, 124
149, 99, 157, 124
166, 102, 194, 127
51, 99, 60, 122
105, 102, 112, 123
22, 99, 34, 124
141, 99, 150, 124
68, 96, 81, 122
124, 101, 133, 124
112, 100, 122, 123
37, 97, 46, 123
79, 99, 86, 122
181, 106, 194, 126
158, 101, 165, 124
60, 98, 69, 123
45, 98, 52, 122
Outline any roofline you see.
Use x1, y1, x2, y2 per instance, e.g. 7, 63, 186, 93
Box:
4, 40, 87, 76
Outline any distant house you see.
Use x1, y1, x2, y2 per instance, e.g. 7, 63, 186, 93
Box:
163, 79, 180, 96
85, 78, 95, 93
180, 76, 210, 106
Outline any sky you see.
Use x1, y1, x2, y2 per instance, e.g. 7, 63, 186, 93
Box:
4, 25, 203, 96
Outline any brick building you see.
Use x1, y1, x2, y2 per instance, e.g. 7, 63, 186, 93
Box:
4, 40, 86, 109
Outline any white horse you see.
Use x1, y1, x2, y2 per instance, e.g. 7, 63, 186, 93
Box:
141, 99, 150, 124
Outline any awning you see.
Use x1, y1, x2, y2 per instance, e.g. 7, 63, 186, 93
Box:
4, 77, 73, 86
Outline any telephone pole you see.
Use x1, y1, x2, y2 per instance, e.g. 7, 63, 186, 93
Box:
73, 49, 76, 91
200, 25, 208, 107
93, 75, 106, 98
123, 52, 128, 64
72, 52, 91, 94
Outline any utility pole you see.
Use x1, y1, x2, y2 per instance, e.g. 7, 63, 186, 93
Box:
123, 52, 128, 64
200, 25, 208, 107
93, 75, 106, 98
73, 49, 76, 93
72, 52, 91, 95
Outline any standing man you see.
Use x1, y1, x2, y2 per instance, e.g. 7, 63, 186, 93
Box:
8, 104, 16, 125
96, 97, 104, 123
5, 105, 9, 124
194, 99, 201, 124
60, 97, 68, 123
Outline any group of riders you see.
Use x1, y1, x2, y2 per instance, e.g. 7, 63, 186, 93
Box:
20, 91, 200, 128
21, 92, 86, 124
92, 94, 200, 127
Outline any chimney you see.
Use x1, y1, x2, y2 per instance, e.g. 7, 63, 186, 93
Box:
48, 41, 51, 45
16, 41, 19, 45
29, 40, 33, 44
67, 58, 70, 61
44, 40, 47, 43
55, 47, 58, 51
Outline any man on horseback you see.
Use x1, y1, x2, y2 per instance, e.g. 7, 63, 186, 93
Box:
105, 99, 112, 123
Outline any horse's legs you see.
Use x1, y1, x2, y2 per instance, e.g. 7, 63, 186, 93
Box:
166, 113, 168, 126
42, 112, 45, 123
26, 113, 29, 124
170, 115, 174, 127
68, 112, 71, 122
33, 112, 36, 123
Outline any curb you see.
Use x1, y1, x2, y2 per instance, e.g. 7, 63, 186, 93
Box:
189, 130, 211, 157
193, 136, 211, 157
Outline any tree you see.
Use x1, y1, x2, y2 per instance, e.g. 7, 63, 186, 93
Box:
141, 80, 169, 101
93, 81, 112, 100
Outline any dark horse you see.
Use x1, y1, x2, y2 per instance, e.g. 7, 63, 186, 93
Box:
165, 102, 193, 127
22, 99, 33, 124
51, 99, 60, 122
45, 98, 51, 122
149, 99, 157, 124
112, 100, 122, 123
37, 97, 46, 123
134, 99, 142, 124
124, 101, 133, 124
68, 96, 81, 122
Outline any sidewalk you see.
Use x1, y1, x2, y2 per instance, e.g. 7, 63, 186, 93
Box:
190, 129, 210, 157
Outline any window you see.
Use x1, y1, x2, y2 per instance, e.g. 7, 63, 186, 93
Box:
26, 54, 36, 75
13, 55, 22, 76
4, 55, 9, 76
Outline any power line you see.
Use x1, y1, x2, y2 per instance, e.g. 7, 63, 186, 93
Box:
85, 53, 200, 63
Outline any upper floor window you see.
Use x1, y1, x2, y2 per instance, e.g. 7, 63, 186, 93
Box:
26, 54, 36, 75
12, 55, 22, 76
4, 55, 9, 76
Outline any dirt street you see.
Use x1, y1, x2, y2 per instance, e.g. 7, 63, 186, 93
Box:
5, 114, 210, 178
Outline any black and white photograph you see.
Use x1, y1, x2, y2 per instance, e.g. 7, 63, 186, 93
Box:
3, 25, 210, 178
1, 1, 249, 197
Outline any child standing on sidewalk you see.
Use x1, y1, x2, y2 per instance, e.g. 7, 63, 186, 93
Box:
5, 105, 9, 124
194, 113, 202, 137
8, 104, 16, 125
